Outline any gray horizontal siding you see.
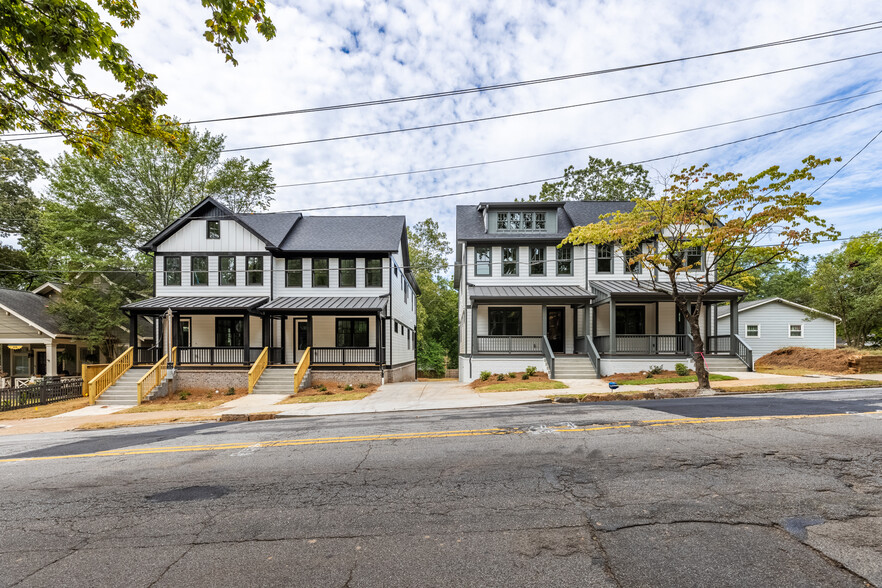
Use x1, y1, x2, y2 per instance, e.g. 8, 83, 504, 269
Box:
717, 301, 836, 358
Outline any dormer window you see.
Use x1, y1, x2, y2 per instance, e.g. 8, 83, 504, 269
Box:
207, 220, 221, 239
495, 210, 548, 232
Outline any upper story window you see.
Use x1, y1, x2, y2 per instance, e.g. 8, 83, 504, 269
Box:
191, 256, 208, 285
286, 258, 302, 287
164, 256, 181, 286
596, 244, 612, 273
557, 245, 573, 276
496, 211, 547, 232
404, 282, 409, 304
366, 258, 383, 288
339, 258, 356, 288
685, 246, 702, 269
475, 247, 491, 276
206, 220, 221, 239
313, 258, 329, 287
625, 248, 642, 275
502, 247, 518, 276
219, 256, 236, 286
246, 256, 263, 286
530, 246, 545, 276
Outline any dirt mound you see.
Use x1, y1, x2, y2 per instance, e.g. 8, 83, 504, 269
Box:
754, 347, 859, 373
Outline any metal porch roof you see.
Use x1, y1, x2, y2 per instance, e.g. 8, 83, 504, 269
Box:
468, 285, 593, 300
121, 296, 268, 312
591, 280, 743, 298
259, 296, 388, 313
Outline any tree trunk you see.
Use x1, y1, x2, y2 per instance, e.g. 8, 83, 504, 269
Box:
676, 299, 710, 390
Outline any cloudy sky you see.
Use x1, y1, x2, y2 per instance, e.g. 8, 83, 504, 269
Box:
14, 0, 882, 259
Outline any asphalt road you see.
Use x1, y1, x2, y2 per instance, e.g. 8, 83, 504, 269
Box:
1, 388, 881, 587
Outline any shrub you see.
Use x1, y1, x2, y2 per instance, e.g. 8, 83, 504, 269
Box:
649, 364, 664, 375
225, 389, 236, 396
359, 383, 367, 389
507, 372, 516, 378
496, 373, 506, 381
522, 374, 529, 380
480, 371, 492, 381
178, 391, 191, 400
318, 385, 327, 392
344, 384, 353, 391
525, 366, 537, 376
674, 363, 689, 376
645, 372, 653, 379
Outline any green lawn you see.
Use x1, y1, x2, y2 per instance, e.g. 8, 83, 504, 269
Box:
281, 391, 371, 404
478, 380, 569, 393
612, 374, 738, 386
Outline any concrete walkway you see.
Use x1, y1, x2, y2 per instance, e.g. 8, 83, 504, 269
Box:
52, 404, 133, 418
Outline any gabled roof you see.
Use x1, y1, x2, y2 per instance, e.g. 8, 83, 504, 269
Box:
717, 297, 840, 321
237, 211, 303, 248
276, 216, 406, 252
0, 288, 64, 337
32, 282, 64, 295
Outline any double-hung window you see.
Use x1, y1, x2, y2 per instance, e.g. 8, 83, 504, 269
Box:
366, 258, 383, 287
746, 324, 760, 338
530, 246, 545, 276
789, 324, 803, 338
624, 248, 642, 274
339, 258, 356, 288
685, 246, 702, 269
502, 247, 518, 275
206, 220, 221, 239
191, 256, 208, 285
219, 256, 236, 286
164, 256, 181, 286
475, 247, 491, 276
312, 258, 329, 287
246, 256, 263, 286
488, 308, 522, 336
596, 244, 612, 273
285, 258, 302, 287
336, 318, 369, 347
556, 245, 573, 275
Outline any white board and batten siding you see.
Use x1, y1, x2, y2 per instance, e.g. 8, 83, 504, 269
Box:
156, 219, 265, 253
717, 301, 837, 358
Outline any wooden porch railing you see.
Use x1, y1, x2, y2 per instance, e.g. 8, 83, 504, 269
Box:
294, 347, 311, 392
136, 354, 168, 405
248, 347, 269, 394
88, 347, 133, 405
170, 346, 177, 368
81, 364, 108, 397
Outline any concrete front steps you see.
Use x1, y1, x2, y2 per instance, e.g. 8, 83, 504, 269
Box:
704, 356, 750, 373
553, 356, 598, 379
252, 367, 299, 395
97, 368, 151, 405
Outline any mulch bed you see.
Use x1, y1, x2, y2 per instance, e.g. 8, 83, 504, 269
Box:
142, 388, 247, 406
754, 347, 860, 374
603, 369, 691, 382
470, 372, 552, 389
297, 382, 379, 398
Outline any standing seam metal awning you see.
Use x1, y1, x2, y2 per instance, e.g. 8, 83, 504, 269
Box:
121, 296, 268, 312
591, 280, 743, 300
259, 296, 388, 313
468, 285, 594, 301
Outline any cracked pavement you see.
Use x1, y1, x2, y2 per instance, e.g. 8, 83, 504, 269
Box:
1, 388, 881, 587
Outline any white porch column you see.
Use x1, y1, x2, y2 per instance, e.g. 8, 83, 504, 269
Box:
45, 341, 57, 377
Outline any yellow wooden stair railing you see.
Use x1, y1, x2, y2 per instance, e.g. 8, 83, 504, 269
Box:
170, 346, 178, 368
136, 354, 168, 405
294, 347, 311, 393
88, 347, 133, 405
247, 347, 269, 394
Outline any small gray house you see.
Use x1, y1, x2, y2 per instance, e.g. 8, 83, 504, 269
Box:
716, 298, 839, 359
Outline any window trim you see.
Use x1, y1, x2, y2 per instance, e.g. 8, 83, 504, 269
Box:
502, 246, 518, 276
596, 244, 612, 274
624, 247, 642, 275
245, 255, 264, 286
745, 324, 760, 338
312, 257, 330, 288
164, 256, 181, 286
365, 257, 383, 288
215, 317, 244, 347
529, 246, 545, 276
496, 210, 548, 233
218, 255, 236, 286
488, 307, 523, 336
474, 246, 492, 277
684, 245, 702, 269
285, 258, 302, 288
206, 220, 221, 239
556, 245, 573, 276
788, 323, 804, 338
338, 258, 357, 288
190, 255, 209, 286
336, 317, 369, 348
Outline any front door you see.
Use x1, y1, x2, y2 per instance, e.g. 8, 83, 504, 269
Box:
546, 308, 565, 353
35, 351, 46, 376
295, 320, 308, 363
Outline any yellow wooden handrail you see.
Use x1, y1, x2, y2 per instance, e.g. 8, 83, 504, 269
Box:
170, 346, 177, 368
136, 354, 168, 405
88, 347, 133, 405
247, 347, 269, 394
293, 347, 311, 394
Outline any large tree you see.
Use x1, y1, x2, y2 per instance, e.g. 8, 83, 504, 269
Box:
0, 143, 47, 289
811, 232, 882, 348
32, 126, 274, 267
523, 157, 653, 202
737, 256, 814, 305
0, 0, 275, 156
562, 156, 839, 390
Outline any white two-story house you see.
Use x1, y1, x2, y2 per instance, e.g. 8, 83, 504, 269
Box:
455, 201, 750, 381
121, 196, 419, 390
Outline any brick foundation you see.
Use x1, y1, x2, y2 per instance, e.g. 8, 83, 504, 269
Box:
310, 369, 383, 386
172, 369, 249, 394
384, 362, 416, 383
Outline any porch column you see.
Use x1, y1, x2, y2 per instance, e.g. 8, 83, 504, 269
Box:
375, 313, 382, 366
262, 315, 271, 348
242, 312, 250, 365
280, 316, 287, 364
609, 299, 617, 355
584, 305, 590, 343
45, 341, 57, 377
129, 313, 138, 349
729, 300, 739, 356
380, 315, 387, 366
171, 312, 180, 350
542, 305, 548, 344
471, 304, 477, 355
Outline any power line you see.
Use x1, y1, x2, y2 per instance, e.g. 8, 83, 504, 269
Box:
809, 127, 882, 196
5, 22, 882, 143
275, 89, 882, 188
220, 50, 882, 153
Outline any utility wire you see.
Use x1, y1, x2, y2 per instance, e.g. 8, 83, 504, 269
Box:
809, 127, 882, 196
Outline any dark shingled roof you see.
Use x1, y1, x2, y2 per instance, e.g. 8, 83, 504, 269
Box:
456, 201, 636, 242
260, 296, 388, 312
122, 296, 268, 312
0, 288, 63, 335
236, 212, 302, 248
277, 216, 406, 252
468, 285, 593, 300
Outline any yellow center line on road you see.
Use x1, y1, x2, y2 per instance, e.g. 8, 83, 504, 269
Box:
0, 411, 879, 464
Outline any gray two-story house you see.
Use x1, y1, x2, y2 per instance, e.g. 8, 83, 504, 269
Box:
455, 201, 750, 381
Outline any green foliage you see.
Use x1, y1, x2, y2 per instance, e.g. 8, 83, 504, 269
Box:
525, 365, 537, 376
522, 157, 653, 202
648, 365, 664, 375
359, 383, 367, 389
344, 384, 353, 391
416, 338, 447, 377
675, 363, 690, 377
226, 388, 236, 396
178, 391, 191, 400
496, 373, 506, 381
645, 372, 653, 379
507, 372, 516, 378
521, 373, 529, 380
811, 231, 882, 347
0, 143, 45, 238
0, 0, 275, 156
480, 371, 491, 381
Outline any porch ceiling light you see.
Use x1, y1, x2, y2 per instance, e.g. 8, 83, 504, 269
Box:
8, 345, 23, 350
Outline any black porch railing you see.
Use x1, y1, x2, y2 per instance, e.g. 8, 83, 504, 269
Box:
1, 377, 83, 412
593, 334, 691, 355
311, 347, 380, 365
176, 347, 262, 365
476, 336, 544, 354
706, 335, 731, 354
135, 346, 160, 365
269, 347, 284, 364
